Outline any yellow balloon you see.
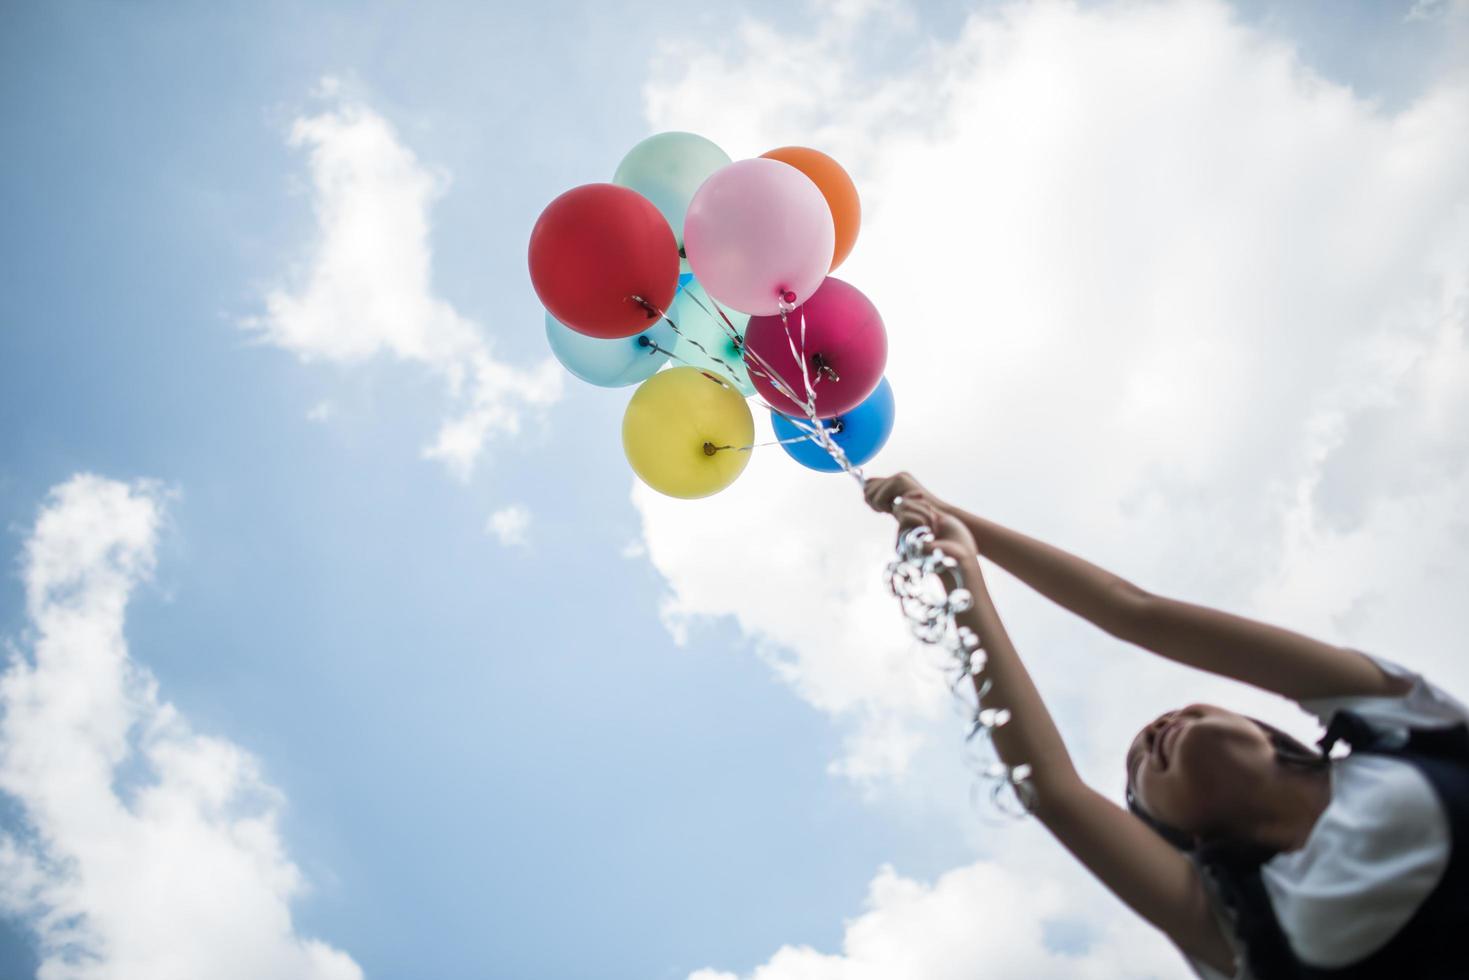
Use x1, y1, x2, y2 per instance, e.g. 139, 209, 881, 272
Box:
622, 366, 755, 498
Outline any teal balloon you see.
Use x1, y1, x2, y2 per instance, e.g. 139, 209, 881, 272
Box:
614, 132, 732, 274
670, 280, 754, 396
544, 312, 674, 388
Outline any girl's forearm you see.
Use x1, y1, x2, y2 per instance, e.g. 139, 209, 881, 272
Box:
949, 555, 1078, 799
941, 498, 1394, 700
943, 503, 1140, 638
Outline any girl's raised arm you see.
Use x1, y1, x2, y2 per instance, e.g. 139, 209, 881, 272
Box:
889, 496, 1234, 973
869, 473, 1405, 701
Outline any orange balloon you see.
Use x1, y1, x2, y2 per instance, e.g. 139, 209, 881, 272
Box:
760, 146, 861, 272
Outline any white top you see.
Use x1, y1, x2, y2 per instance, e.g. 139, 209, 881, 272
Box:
1186, 651, 1469, 979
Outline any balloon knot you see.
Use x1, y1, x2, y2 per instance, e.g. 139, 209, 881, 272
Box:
781, 290, 797, 304
630, 294, 659, 320
703, 442, 718, 456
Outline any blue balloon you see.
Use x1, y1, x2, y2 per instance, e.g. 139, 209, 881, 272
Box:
544, 312, 675, 388
678, 272, 694, 289
771, 376, 895, 472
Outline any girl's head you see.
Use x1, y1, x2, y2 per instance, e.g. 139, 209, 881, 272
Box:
1124, 704, 1327, 849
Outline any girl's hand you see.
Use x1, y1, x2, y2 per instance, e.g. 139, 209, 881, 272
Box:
864, 471, 940, 515
893, 495, 979, 567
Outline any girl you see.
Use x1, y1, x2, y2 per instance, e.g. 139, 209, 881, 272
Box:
864, 471, 1469, 979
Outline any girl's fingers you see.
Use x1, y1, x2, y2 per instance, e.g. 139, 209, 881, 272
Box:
895, 497, 939, 531
867, 475, 927, 515
868, 479, 899, 513
899, 499, 934, 520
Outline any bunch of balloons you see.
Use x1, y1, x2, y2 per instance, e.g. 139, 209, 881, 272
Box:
528, 132, 894, 498
528, 134, 1033, 813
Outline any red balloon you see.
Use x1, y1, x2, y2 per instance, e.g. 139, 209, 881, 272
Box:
528, 183, 680, 339
745, 278, 887, 419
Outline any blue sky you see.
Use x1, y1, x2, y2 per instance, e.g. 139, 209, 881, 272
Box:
2, 2, 1467, 978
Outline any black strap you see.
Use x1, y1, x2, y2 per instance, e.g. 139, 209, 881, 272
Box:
1317, 709, 1381, 756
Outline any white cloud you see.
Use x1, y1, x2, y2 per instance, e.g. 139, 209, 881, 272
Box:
0, 475, 360, 980
689, 850, 1186, 980
1404, 0, 1461, 23
638, 0, 1469, 974
247, 85, 563, 480
486, 503, 532, 547
638, 0, 1469, 781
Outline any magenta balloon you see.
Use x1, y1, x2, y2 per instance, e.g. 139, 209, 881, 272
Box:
683, 158, 835, 316
744, 277, 887, 419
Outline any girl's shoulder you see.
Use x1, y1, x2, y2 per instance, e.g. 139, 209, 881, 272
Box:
1298, 650, 1469, 744
1185, 650, 1465, 979
1259, 753, 1450, 967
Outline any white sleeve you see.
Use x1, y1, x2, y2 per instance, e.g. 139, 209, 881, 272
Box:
1298, 649, 1469, 741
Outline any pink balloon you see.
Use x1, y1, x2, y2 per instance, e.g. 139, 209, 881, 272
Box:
745, 278, 887, 419
683, 158, 835, 316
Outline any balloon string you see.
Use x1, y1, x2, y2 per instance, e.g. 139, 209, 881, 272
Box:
677, 286, 745, 348
639, 339, 741, 390
631, 296, 748, 387
675, 288, 816, 417
691, 295, 1023, 808
632, 290, 1023, 808
706, 433, 812, 453
666, 288, 817, 416
640, 340, 763, 410
778, 304, 818, 418
772, 302, 865, 488
640, 340, 685, 362
886, 527, 1036, 817
629, 292, 862, 486
681, 295, 806, 407
631, 296, 812, 423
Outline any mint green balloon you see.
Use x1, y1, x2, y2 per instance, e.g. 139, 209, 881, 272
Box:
614, 132, 731, 274
670, 279, 755, 396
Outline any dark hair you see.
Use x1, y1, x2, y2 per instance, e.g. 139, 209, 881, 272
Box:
1124, 715, 1329, 856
